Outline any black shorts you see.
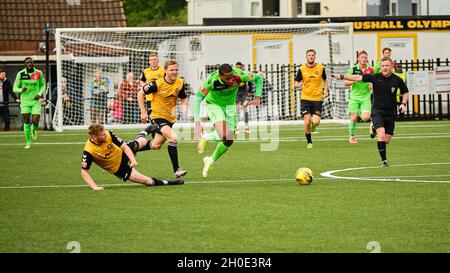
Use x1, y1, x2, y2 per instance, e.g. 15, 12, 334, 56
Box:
301, 100, 322, 117
236, 93, 248, 104
371, 109, 396, 135
113, 152, 132, 181
153, 118, 174, 135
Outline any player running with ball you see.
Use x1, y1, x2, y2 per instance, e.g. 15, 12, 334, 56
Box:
194, 63, 263, 178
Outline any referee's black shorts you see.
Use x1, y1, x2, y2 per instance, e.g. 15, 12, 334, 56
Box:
113, 152, 133, 181
371, 109, 396, 135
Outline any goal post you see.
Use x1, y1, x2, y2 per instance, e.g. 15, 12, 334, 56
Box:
54, 23, 354, 131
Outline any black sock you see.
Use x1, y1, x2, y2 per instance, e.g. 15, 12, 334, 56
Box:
136, 131, 147, 139
305, 133, 312, 144
137, 124, 158, 139
142, 140, 152, 151
377, 141, 387, 161
126, 140, 139, 153
150, 177, 168, 186
244, 111, 249, 125
168, 142, 179, 172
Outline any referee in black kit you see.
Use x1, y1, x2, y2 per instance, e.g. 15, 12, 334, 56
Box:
333, 57, 409, 167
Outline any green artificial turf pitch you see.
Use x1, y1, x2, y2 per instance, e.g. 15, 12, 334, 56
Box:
0, 120, 449, 252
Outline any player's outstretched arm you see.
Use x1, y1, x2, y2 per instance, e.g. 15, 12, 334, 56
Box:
193, 89, 207, 140
332, 74, 363, 82
323, 79, 329, 98
137, 89, 148, 123
180, 97, 189, 118
81, 169, 104, 191
344, 80, 354, 87
248, 73, 262, 107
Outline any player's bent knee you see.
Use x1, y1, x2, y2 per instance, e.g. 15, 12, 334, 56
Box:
361, 114, 371, 122
152, 143, 162, 150
167, 138, 178, 144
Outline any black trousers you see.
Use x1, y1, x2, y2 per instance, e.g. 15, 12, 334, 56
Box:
0, 105, 11, 131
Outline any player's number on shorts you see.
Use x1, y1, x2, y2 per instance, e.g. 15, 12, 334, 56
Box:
366, 241, 381, 253
66, 241, 81, 253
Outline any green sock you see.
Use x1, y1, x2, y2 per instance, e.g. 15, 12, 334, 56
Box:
31, 124, 37, 133
24, 123, 31, 144
205, 131, 221, 142
348, 121, 356, 137
211, 142, 229, 162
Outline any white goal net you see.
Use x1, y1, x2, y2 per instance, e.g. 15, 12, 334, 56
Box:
54, 23, 354, 131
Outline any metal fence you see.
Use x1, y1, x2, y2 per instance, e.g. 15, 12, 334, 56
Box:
242, 59, 450, 121
393, 58, 450, 121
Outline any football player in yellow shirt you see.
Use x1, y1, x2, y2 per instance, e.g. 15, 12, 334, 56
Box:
138, 60, 189, 178
138, 52, 165, 123
294, 49, 328, 149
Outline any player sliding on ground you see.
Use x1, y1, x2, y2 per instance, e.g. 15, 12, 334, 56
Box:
194, 63, 263, 178
333, 57, 409, 167
81, 124, 184, 191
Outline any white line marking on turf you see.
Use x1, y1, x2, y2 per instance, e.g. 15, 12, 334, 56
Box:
365, 174, 450, 179
2, 133, 450, 146
321, 162, 450, 184
1, 123, 449, 138
0, 178, 318, 190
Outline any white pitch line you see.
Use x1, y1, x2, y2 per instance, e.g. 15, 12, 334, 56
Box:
2, 163, 450, 189
321, 162, 450, 184
2, 133, 450, 147
279, 124, 450, 131
365, 174, 450, 179
0, 123, 449, 138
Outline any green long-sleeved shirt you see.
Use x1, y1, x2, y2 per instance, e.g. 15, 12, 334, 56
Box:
13, 67, 46, 103
194, 68, 262, 122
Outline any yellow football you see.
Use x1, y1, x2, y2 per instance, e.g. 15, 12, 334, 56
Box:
295, 167, 313, 185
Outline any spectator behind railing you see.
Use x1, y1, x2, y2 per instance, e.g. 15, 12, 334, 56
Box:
0, 69, 20, 131
117, 72, 140, 124
90, 69, 110, 124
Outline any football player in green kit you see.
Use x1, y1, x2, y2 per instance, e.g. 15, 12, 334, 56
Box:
345, 51, 374, 144
194, 64, 263, 178
13, 57, 46, 149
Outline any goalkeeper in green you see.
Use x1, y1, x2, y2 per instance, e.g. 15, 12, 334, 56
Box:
13, 57, 46, 149
194, 63, 263, 178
